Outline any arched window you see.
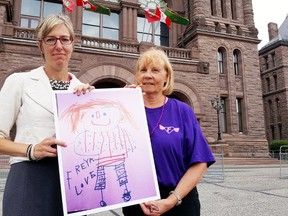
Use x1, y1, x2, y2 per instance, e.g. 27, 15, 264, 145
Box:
233, 49, 242, 75
218, 48, 227, 74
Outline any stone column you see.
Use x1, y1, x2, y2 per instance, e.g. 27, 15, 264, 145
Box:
0, 0, 14, 37
120, 0, 140, 42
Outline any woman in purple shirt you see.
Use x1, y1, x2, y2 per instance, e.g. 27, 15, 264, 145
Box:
123, 48, 215, 216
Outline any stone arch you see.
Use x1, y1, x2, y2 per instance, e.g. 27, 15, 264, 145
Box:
78, 67, 203, 118
173, 81, 203, 116
78, 64, 135, 85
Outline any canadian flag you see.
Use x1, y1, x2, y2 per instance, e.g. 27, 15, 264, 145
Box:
144, 7, 171, 28
155, 7, 171, 28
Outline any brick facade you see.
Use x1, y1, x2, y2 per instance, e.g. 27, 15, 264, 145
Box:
259, 19, 288, 143
0, 0, 269, 157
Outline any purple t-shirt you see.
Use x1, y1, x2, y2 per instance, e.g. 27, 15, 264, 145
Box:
145, 98, 215, 187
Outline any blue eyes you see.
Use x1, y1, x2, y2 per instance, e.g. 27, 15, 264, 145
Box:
91, 112, 107, 118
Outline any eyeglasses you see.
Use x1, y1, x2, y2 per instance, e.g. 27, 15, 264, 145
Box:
42, 36, 73, 45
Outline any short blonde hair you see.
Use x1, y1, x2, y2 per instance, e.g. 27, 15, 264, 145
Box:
36, 14, 74, 57
135, 47, 174, 95
36, 14, 74, 40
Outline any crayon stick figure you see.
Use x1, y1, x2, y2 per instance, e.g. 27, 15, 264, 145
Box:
61, 99, 137, 206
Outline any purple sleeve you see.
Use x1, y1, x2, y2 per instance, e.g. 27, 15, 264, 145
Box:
182, 106, 215, 168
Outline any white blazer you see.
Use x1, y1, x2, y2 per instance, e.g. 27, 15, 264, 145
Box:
0, 66, 83, 164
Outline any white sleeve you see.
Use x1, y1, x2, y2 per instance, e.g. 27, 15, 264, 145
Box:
0, 73, 24, 139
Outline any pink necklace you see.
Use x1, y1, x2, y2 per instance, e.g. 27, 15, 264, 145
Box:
150, 96, 166, 136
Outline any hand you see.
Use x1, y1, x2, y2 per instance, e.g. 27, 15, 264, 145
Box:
73, 83, 95, 96
124, 84, 146, 95
32, 137, 67, 160
140, 198, 174, 216
124, 84, 140, 89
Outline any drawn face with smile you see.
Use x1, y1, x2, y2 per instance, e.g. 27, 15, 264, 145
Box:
82, 106, 122, 132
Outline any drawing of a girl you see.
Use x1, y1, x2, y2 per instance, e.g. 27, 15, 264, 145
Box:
61, 99, 137, 206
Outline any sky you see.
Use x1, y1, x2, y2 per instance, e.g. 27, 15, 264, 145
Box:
252, 0, 288, 49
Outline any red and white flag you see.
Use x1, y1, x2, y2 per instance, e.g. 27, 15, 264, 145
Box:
144, 7, 160, 23
156, 7, 171, 28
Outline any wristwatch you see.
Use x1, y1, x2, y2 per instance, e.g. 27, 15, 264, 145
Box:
169, 191, 182, 206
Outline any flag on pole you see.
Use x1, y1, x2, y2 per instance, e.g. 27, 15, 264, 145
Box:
62, 0, 74, 12
164, 8, 189, 26
156, 7, 171, 28
144, 7, 160, 23
76, 0, 111, 15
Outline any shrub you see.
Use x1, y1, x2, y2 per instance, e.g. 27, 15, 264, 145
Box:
269, 140, 288, 151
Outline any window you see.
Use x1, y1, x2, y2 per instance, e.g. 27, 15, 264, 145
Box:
276, 98, 281, 122
220, 97, 227, 133
210, 0, 216, 16
221, 0, 227, 18
20, 0, 63, 28
266, 77, 270, 92
236, 98, 243, 132
264, 56, 269, 70
137, 16, 169, 46
270, 125, 275, 140
82, 10, 119, 40
233, 51, 239, 75
231, 0, 237, 20
217, 48, 225, 74
273, 74, 277, 90
268, 100, 273, 122
278, 124, 282, 139
271, 53, 276, 67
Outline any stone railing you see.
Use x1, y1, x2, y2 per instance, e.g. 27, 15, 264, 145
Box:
14, 27, 36, 40
81, 36, 139, 53
12, 27, 192, 60
161, 46, 191, 59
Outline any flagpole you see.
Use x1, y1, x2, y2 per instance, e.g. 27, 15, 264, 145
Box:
142, 19, 147, 42
146, 23, 153, 42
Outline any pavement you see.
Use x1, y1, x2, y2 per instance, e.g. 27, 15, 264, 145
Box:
1, 157, 288, 216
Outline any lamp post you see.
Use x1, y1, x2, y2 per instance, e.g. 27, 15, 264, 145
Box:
210, 96, 223, 140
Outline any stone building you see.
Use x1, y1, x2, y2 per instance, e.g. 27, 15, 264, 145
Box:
0, 0, 268, 157
259, 16, 288, 144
